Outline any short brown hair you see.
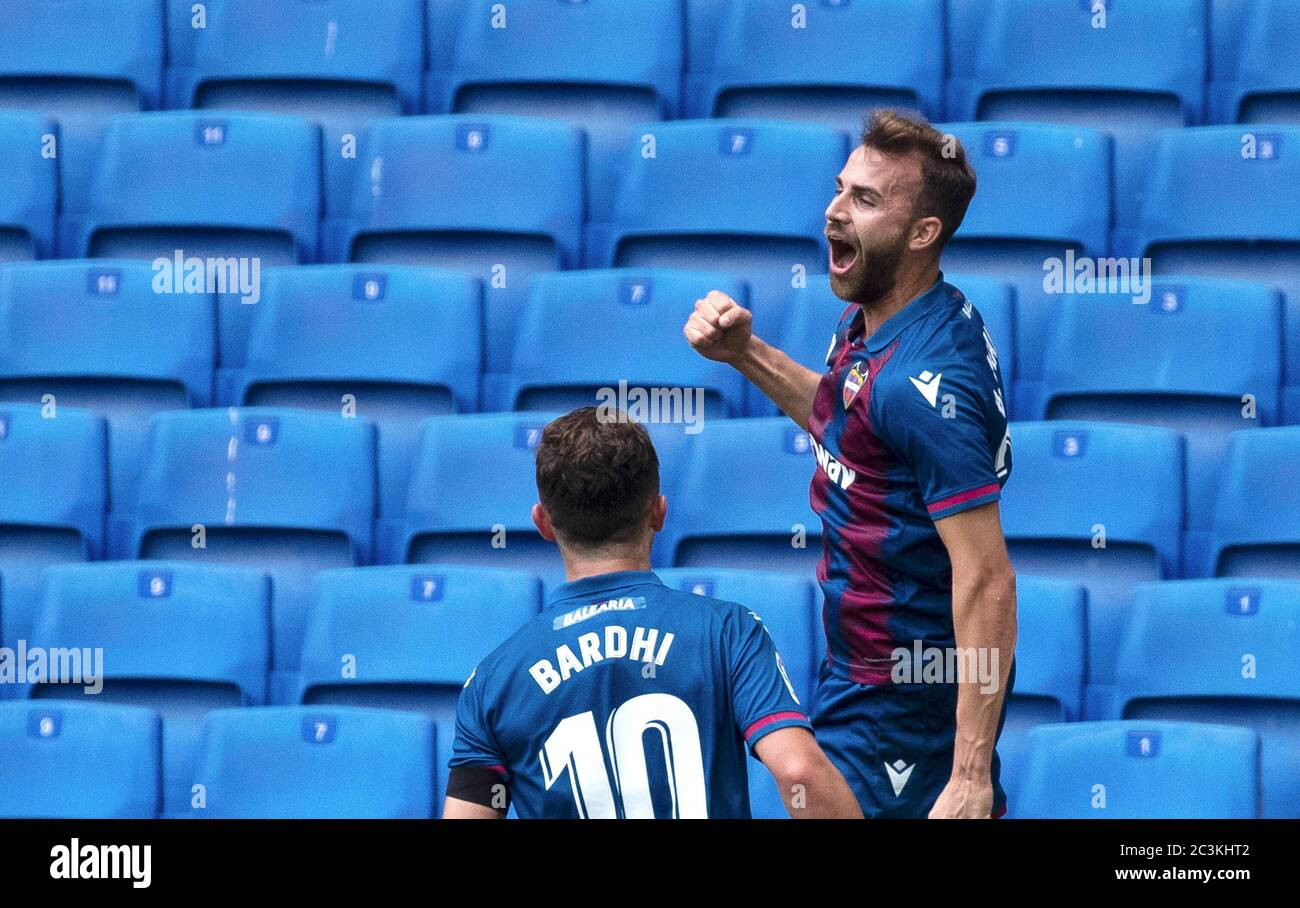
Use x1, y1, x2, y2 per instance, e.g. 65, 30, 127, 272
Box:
860, 109, 977, 245
535, 407, 660, 548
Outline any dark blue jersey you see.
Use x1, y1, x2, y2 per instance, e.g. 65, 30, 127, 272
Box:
449, 570, 810, 818
809, 275, 1013, 684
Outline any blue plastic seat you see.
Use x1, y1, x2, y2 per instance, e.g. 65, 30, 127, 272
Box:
343, 115, 584, 407
510, 269, 748, 418
1115, 579, 1300, 817
27, 562, 269, 816
1209, 428, 1300, 579
1210, 0, 1300, 123
1042, 278, 1282, 576
0, 406, 105, 650
951, 0, 1205, 239
436, 0, 682, 225
597, 120, 848, 344
131, 408, 375, 700
656, 566, 820, 820
0, 702, 161, 818
299, 565, 541, 812
191, 706, 435, 818
662, 418, 821, 575
771, 273, 1014, 417
236, 265, 481, 524
701, 0, 944, 129
1016, 721, 1259, 818
0, 0, 162, 250
999, 422, 1183, 718
937, 123, 1112, 417
1136, 126, 1300, 422
77, 111, 320, 266
998, 576, 1087, 816
0, 113, 57, 261
0, 260, 215, 555
171, 0, 423, 233
396, 413, 566, 588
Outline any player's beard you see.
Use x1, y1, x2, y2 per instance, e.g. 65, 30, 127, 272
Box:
829, 224, 909, 306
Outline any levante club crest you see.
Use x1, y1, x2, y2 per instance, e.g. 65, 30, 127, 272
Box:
842, 361, 868, 409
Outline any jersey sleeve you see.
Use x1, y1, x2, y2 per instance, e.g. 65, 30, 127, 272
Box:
875, 363, 1003, 521
725, 608, 812, 754
448, 667, 509, 774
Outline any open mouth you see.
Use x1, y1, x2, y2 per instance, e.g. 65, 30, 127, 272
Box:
828, 235, 859, 277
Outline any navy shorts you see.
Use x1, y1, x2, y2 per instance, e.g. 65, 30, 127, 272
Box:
810, 661, 1015, 818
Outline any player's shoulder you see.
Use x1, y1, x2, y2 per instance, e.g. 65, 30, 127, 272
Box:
462, 608, 554, 694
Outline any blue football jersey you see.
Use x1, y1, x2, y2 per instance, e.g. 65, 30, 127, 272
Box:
450, 570, 811, 818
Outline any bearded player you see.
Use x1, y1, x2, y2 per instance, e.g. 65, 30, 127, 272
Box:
684, 110, 1018, 819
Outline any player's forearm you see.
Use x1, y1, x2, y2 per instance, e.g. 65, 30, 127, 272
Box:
949, 565, 1017, 782
733, 336, 822, 431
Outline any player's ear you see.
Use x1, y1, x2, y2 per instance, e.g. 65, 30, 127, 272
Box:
909, 215, 944, 253
532, 503, 557, 542
649, 494, 667, 533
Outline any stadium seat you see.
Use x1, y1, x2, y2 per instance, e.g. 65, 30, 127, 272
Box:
299, 565, 541, 812
0, 261, 215, 554
396, 413, 565, 588
1208, 428, 1300, 579
998, 577, 1087, 816
1016, 721, 1259, 818
77, 111, 320, 266
509, 269, 748, 417
1115, 579, 1300, 818
435, 0, 683, 224
236, 265, 481, 524
0, 113, 57, 261
937, 123, 1112, 418
1136, 125, 1300, 421
0, 0, 162, 250
171, 0, 423, 235
1041, 278, 1282, 576
661, 418, 821, 575
0, 406, 105, 651
130, 409, 375, 701
343, 115, 584, 407
26, 562, 270, 816
950, 0, 1206, 239
699, 0, 944, 129
999, 422, 1183, 718
0, 702, 161, 818
1210, 0, 1300, 123
595, 119, 848, 345
771, 273, 1014, 417
656, 567, 821, 820
191, 706, 435, 818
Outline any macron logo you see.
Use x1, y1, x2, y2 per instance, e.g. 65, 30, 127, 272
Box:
885, 759, 915, 796
909, 371, 942, 407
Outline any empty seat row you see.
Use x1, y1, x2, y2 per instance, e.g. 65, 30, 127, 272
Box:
0, 702, 436, 819
3, 569, 1294, 817
3, 113, 1297, 417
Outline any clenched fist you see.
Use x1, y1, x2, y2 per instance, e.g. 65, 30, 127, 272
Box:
683, 290, 754, 365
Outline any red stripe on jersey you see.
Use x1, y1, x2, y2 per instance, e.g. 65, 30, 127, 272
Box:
926, 483, 1001, 516
743, 711, 807, 741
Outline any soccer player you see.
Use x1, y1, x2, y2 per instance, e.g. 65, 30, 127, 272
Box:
684, 110, 1018, 819
443, 407, 862, 819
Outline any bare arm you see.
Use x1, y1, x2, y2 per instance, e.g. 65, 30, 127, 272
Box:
442, 796, 506, 820
930, 501, 1017, 819
684, 290, 822, 431
753, 726, 864, 819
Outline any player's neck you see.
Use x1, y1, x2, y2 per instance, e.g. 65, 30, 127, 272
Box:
559, 551, 654, 584
857, 262, 941, 338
